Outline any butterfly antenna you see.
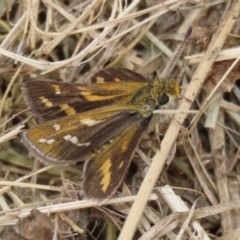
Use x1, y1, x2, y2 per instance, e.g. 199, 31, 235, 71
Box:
162, 27, 192, 83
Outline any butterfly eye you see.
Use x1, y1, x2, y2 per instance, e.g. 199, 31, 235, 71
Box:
158, 93, 169, 105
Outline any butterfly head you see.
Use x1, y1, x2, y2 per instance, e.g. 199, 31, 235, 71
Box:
151, 79, 180, 110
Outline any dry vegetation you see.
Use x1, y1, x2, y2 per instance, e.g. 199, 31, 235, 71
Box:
0, 0, 240, 239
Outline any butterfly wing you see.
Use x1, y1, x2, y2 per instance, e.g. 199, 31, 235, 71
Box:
22, 68, 147, 122
22, 105, 142, 165
83, 116, 149, 201
91, 67, 146, 83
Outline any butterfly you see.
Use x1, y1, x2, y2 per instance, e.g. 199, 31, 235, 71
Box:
21, 67, 179, 201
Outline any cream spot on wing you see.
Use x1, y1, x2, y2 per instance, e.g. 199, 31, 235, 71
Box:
60, 104, 68, 110
59, 104, 76, 115
39, 138, 55, 144
114, 78, 121, 82
52, 84, 61, 94
96, 77, 105, 83
39, 97, 52, 107
77, 86, 92, 95
53, 123, 60, 131
80, 118, 104, 126
99, 158, 112, 193
70, 136, 78, 145
63, 134, 90, 147
77, 142, 91, 147
63, 134, 71, 141
47, 139, 55, 144
118, 161, 124, 169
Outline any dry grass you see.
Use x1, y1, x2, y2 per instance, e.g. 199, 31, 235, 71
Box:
0, 0, 240, 239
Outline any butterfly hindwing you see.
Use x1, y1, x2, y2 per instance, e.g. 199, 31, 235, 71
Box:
83, 117, 149, 201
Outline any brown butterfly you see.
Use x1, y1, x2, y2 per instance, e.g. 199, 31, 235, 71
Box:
22, 68, 179, 201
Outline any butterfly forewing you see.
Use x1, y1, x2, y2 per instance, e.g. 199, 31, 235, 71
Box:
22, 105, 142, 165
22, 68, 148, 122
